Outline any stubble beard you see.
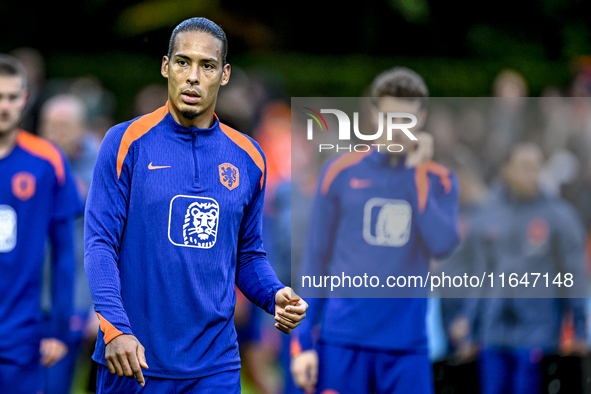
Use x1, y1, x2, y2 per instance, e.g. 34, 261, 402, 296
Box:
180, 109, 199, 120
0, 112, 19, 136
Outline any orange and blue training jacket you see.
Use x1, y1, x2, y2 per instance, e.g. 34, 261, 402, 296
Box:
0, 131, 81, 365
84, 103, 284, 378
293, 151, 460, 355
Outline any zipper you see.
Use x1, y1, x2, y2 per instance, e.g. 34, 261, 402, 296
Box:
192, 131, 199, 183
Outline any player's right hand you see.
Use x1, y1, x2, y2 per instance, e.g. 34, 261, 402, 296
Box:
291, 349, 318, 394
40, 338, 68, 367
105, 334, 149, 387
405, 131, 434, 168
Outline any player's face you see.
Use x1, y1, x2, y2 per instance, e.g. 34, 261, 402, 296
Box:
504, 146, 543, 198
161, 31, 231, 128
372, 97, 425, 156
39, 104, 84, 157
0, 76, 27, 135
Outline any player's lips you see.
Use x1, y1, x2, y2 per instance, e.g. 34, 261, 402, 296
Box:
181, 90, 202, 104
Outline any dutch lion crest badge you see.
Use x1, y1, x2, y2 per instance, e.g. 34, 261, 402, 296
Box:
219, 163, 239, 191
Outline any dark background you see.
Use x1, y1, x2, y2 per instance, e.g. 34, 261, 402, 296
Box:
2, 0, 591, 121
4, 3, 591, 393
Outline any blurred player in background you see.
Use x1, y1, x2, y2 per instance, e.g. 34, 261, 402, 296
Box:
132, 83, 168, 118
84, 17, 307, 393
467, 143, 588, 394
430, 158, 489, 393
217, 70, 287, 394
38, 94, 99, 394
9, 47, 46, 134
437, 159, 489, 363
0, 54, 82, 393
483, 69, 529, 183
291, 67, 460, 394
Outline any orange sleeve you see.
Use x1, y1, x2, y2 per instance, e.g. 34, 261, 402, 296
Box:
17, 131, 65, 185
320, 151, 370, 196
219, 122, 266, 190
96, 312, 124, 344
117, 102, 168, 179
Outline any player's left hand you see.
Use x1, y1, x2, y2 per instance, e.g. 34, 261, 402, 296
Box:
405, 131, 433, 168
40, 338, 68, 367
274, 287, 308, 334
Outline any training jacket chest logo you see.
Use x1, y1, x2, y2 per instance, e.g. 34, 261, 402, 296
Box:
148, 162, 171, 170
0, 205, 17, 252
219, 163, 239, 190
363, 198, 412, 247
168, 195, 219, 249
12, 171, 36, 201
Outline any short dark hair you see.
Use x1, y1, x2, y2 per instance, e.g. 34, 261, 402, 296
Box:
0, 54, 27, 89
370, 67, 428, 107
167, 17, 228, 65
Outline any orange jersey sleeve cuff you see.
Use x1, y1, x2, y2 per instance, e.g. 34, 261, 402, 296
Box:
96, 312, 125, 344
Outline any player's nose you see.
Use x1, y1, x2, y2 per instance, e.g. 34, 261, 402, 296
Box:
0, 98, 10, 111
187, 65, 200, 84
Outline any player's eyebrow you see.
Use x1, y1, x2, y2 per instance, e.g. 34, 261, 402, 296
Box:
173, 54, 220, 65
200, 57, 220, 65
173, 53, 192, 61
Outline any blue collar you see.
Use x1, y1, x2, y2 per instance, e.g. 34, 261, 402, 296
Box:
165, 112, 220, 135
366, 149, 407, 169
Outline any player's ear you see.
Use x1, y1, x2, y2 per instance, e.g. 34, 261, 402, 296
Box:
161, 56, 170, 79
220, 64, 231, 86
21, 88, 30, 109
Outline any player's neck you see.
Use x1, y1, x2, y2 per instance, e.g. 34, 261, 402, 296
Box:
505, 183, 539, 202
0, 128, 18, 160
388, 152, 406, 167
169, 105, 216, 129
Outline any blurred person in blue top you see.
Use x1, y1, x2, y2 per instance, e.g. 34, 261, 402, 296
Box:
38, 94, 99, 394
291, 67, 460, 394
467, 142, 588, 394
0, 54, 82, 393
437, 157, 489, 363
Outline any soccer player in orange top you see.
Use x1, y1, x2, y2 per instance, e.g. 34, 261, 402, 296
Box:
291, 68, 459, 394
84, 17, 308, 393
0, 54, 82, 393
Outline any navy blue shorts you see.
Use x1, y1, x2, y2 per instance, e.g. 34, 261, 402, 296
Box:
316, 340, 434, 394
479, 346, 543, 394
96, 364, 241, 393
0, 358, 42, 394
0, 343, 43, 394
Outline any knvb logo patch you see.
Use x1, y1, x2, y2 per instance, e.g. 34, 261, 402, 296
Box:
12, 172, 36, 201
168, 196, 219, 249
524, 217, 550, 256
219, 163, 239, 191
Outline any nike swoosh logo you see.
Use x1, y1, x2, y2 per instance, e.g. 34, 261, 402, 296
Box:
350, 177, 372, 189
148, 162, 171, 170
